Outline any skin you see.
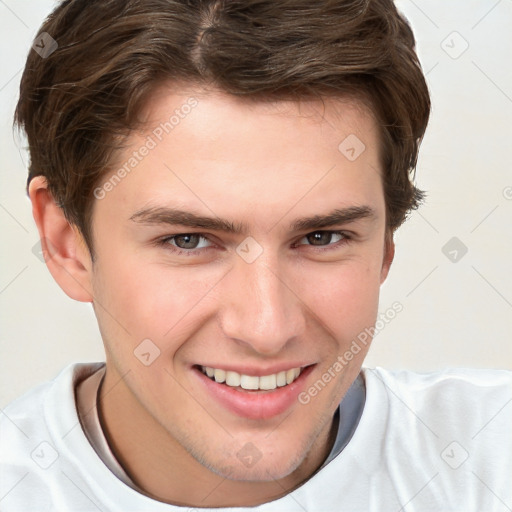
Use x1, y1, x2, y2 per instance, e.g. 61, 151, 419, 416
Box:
29, 86, 394, 507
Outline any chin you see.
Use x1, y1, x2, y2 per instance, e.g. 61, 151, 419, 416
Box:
199, 436, 313, 483
214, 458, 300, 482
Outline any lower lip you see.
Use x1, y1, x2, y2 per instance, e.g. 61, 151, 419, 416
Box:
193, 365, 315, 420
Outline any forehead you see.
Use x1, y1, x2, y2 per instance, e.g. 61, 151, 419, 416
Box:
96, 86, 384, 229
140, 85, 380, 157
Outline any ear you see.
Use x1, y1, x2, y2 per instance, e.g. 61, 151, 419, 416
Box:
380, 231, 395, 284
29, 176, 93, 302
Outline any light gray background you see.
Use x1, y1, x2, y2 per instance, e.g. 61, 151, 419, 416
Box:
1, 0, 511, 407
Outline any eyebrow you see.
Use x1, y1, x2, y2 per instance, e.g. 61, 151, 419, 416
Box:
129, 205, 376, 234
290, 206, 376, 231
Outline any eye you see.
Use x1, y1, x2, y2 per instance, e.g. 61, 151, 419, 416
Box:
296, 230, 348, 247
160, 234, 212, 251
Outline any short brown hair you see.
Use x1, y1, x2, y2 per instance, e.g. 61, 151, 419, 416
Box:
15, 0, 430, 253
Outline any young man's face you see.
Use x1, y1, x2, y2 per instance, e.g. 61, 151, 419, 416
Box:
88, 87, 392, 485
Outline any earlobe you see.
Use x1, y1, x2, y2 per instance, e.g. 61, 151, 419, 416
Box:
380, 233, 395, 284
29, 176, 93, 303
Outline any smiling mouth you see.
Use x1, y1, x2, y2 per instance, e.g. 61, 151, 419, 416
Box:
198, 365, 304, 391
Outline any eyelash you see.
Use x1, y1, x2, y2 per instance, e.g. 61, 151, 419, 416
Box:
156, 231, 352, 256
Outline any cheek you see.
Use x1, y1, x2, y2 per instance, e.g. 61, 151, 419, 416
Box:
91, 253, 225, 350
297, 256, 382, 336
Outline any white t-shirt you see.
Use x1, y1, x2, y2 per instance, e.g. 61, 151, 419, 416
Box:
1, 363, 511, 511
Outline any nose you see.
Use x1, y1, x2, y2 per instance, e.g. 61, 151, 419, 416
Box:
219, 256, 306, 356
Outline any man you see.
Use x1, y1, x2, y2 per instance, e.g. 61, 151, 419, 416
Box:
1, 0, 510, 510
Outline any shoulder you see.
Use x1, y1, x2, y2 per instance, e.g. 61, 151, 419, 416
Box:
0, 366, 68, 452
361, 366, 512, 436
307, 367, 512, 509
0, 363, 103, 438
363, 366, 512, 411
358, 367, 511, 503
0, 363, 104, 510
365, 365, 512, 386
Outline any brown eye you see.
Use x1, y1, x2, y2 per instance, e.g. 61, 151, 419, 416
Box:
303, 231, 345, 246
173, 234, 202, 249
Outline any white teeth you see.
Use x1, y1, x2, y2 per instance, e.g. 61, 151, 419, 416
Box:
225, 371, 241, 387
259, 374, 277, 390
276, 371, 287, 387
201, 366, 303, 390
214, 369, 226, 383
240, 375, 259, 390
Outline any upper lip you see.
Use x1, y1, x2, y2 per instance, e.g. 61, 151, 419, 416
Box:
194, 363, 315, 376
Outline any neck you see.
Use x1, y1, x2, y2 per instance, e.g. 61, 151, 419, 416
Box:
96, 367, 337, 507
